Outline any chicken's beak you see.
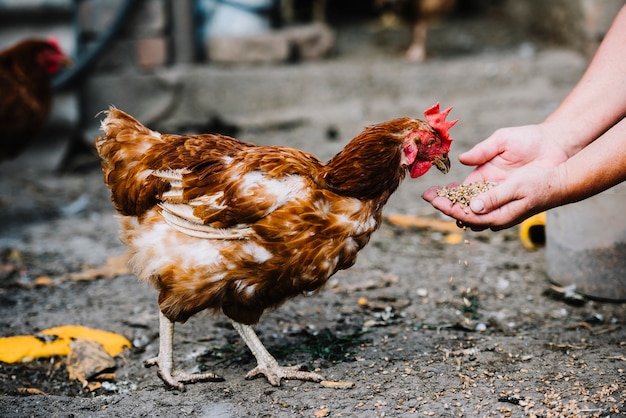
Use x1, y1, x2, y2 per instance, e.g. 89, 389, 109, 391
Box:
433, 154, 450, 174
60, 55, 73, 67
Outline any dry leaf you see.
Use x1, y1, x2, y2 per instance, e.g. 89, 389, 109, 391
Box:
314, 407, 330, 417
34, 276, 54, 286
13, 254, 132, 289
320, 380, 355, 389
17, 387, 46, 395
67, 253, 130, 282
384, 213, 459, 233
87, 381, 103, 392
94, 372, 117, 381
66, 338, 116, 387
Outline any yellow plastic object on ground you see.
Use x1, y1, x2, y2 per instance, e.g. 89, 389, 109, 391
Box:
0, 325, 131, 363
519, 212, 546, 251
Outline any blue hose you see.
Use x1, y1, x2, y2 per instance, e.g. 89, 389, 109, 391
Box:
52, 0, 138, 91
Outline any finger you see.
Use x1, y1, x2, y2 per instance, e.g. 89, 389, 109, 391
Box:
467, 181, 518, 215
421, 186, 442, 203
436, 188, 521, 229
455, 219, 488, 232
458, 134, 502, 166
445, 205, 507, 230
460, 199, 528, 231
421, 182, 461, 203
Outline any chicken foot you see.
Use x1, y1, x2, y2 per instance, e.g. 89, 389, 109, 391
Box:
406, 20, 427, 62
145, 311, 224, 390
231, 321, 324, 386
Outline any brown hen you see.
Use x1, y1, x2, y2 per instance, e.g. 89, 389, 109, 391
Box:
0, 38, 71, 161
96, 104, 456, 389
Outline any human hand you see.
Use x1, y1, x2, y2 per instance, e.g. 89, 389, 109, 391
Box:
423, 124, 569, 230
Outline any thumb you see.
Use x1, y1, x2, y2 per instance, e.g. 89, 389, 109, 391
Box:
469, 182, 514, 215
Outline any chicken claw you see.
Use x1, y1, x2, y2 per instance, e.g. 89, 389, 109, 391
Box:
147, 311, 224, 391
245, 363, 324, 387
145, 355, 224, 391
232, 321, 324, 386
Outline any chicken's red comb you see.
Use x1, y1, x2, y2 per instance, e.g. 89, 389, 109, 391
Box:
46, 36, 61, 50
424, 102, 457, 145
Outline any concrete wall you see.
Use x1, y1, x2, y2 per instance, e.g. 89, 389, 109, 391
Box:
503, 0, 625, 56
0, 0, 624, 145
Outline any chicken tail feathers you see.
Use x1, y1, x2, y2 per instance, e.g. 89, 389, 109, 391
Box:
95, 107, 168, 216
97, 107, 152, 139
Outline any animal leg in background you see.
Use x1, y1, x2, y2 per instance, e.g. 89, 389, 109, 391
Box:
406, 20, 428, 62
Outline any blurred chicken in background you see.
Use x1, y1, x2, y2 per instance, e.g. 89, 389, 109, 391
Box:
376, 0, 456, 62
0, 38, 71, 161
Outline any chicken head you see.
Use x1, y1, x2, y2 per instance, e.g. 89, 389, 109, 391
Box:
404, 102, 456, 178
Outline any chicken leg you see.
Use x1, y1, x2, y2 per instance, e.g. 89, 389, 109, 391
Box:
406, 20, 428, 62
231, 321, 324, 386
145, 310, 224, 390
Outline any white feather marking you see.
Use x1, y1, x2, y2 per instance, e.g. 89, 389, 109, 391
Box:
159, 208, 252, 240
208, 272, 227, 283
136, 141, 152, 154
345, 237, 358, 252
161, 190, 182, 200
126, 217, 227, 281
355, 215, 378, 235
242, 173, 311, 216
153, 169, 189, 181
188, 192, 226, 210
240, 242, 272, 263
159, 202, 201, 222
313, 199, 332, 214
242, 283, 257, 298
136, 169, 152, 182
148, 128, 161, 140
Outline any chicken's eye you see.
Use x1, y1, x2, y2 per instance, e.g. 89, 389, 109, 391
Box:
427, 138, 436, 146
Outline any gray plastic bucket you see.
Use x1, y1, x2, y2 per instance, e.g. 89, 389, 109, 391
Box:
546, 182, 626, 301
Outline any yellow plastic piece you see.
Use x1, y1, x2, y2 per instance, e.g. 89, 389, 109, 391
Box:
0, 325, 131, 364
519, 212, 546, 251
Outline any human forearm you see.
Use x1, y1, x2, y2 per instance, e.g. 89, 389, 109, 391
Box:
544, 5, 626, 157
422, 6, 626, 230
422, 118, 626, 230
555, 117, 626, 206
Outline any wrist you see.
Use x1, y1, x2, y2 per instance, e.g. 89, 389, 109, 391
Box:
539, 118, 591, 159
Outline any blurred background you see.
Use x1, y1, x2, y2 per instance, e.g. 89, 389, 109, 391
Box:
0, 0, 624, 171
1, 3, 626, 408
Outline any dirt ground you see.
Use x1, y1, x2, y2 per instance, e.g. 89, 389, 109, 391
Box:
1, 15, 625, 418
